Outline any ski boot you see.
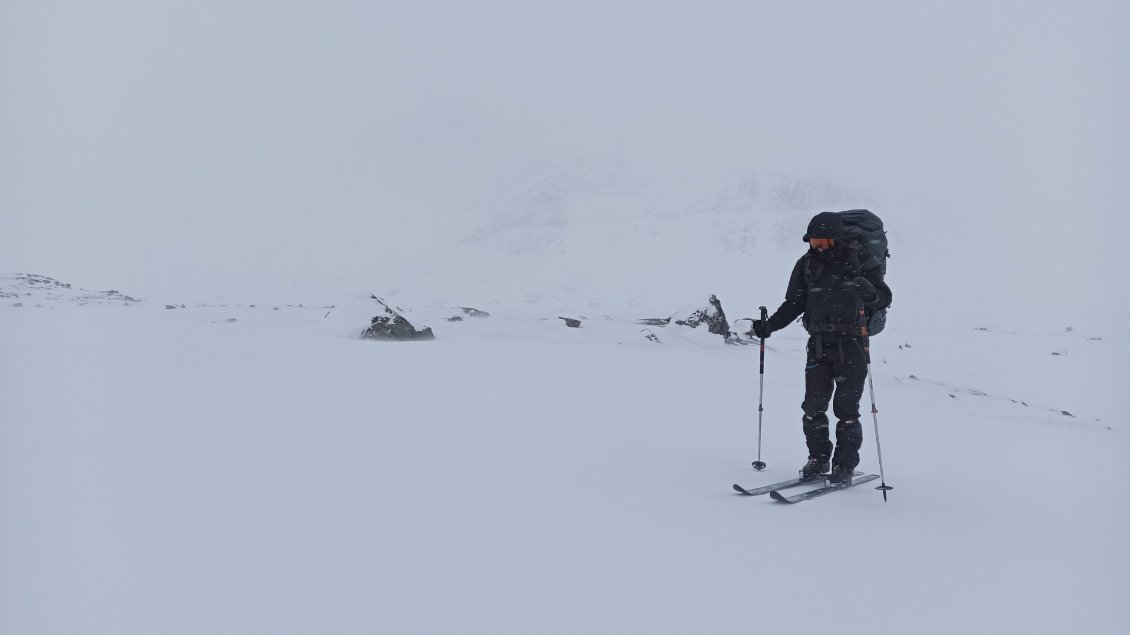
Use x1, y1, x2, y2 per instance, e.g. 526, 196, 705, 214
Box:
827, 463, 855, 486
799, 457, 830, 480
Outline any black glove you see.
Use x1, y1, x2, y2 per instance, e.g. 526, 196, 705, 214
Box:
750, 319, 772, 339
850, 276, 877, 302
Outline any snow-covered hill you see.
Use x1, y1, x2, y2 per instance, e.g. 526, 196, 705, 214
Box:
0, 273, 142, 307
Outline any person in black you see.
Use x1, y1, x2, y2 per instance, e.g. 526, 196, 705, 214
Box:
751, 212, 892, 484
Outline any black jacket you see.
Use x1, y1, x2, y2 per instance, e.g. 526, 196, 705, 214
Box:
766, 242, 892, 341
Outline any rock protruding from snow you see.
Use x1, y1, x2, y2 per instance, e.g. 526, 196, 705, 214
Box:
361, 295, 435, 341
675, 294, 745, 343
446, 306, 490, 322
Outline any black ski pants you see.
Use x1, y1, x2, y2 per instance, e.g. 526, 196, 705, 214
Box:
801, 336, 868, 469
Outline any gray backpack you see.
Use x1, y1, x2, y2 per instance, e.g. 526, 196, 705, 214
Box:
839, 209, 889, 334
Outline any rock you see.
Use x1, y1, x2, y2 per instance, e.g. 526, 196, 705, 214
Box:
165, 305, 177, 309
361, 296, 435, 341
458, 307, 490, 318
674, 294, 749, 344
559, 317, 582, 328
446, 316, 464, 322
225, 318, 237, 323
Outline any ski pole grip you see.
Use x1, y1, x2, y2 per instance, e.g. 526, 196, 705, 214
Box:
759, 306, 768, 322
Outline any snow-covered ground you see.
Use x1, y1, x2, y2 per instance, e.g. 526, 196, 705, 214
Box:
1, 261, 1126, 634
3, 2, 1128, 633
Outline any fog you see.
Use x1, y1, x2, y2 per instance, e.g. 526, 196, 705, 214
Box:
2, 7, 1129, 631
2, 1, 1127, 312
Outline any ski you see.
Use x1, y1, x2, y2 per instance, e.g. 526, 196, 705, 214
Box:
769, 474, 880, 504
732, 471, 861, 496
732, 476, 821, 496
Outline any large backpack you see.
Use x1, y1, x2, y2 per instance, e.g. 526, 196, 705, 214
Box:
837, 209, 890, 335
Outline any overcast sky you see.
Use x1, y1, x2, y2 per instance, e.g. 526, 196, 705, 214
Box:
1, 1, 1127, 291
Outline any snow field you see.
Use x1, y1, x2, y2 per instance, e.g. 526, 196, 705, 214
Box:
1, 297, 1125, 634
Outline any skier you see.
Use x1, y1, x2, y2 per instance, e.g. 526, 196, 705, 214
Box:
750, 212, 892, 484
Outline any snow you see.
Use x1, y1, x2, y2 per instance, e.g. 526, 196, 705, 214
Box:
2, 276, 1127, 634
2, 1, 1129, 633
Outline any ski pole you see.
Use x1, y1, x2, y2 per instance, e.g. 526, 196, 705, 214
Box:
752, 306, 768, 470
862, 336, 893, 501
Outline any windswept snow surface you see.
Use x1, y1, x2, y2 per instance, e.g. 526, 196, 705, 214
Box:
1, 275, 1126, 635
3, 2, 1128, 633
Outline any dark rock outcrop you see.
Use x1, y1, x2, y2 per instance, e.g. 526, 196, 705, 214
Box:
361, 295, 435, 341
676, 295, 731, 336
672, 295, 753, 345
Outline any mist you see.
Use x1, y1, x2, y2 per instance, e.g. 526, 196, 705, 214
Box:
2, 0, 1127, 313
